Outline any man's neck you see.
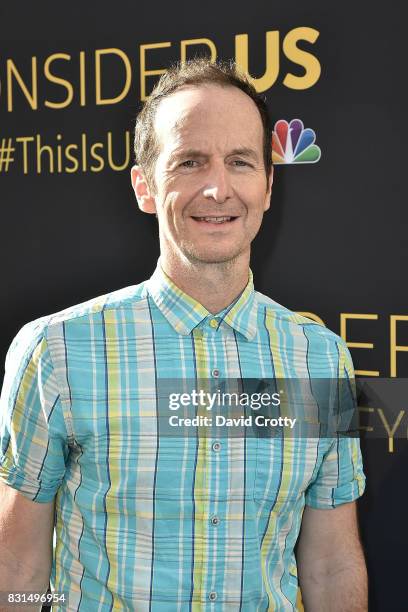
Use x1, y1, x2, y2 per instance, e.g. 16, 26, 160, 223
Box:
159, 252, 251, 314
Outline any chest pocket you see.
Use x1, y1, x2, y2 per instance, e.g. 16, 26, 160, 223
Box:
253, 437, 320, 513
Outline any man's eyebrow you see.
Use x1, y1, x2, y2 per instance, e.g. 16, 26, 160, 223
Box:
168, 149, 207, 164
228, 147, 260, 161
168, 147, 260, 164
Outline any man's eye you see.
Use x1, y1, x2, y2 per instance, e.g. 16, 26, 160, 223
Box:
180, 160, 198, 168
233, 159, 250, 167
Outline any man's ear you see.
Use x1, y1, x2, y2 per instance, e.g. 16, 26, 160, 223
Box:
264, 165, 274, 211
130, 165, 157, 214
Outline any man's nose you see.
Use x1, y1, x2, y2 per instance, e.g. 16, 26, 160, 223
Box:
202, 163, 233, 203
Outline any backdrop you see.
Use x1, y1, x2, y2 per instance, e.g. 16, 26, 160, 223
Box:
0, 1, 406, 610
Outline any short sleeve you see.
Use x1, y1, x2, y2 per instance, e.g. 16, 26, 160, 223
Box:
305, 339, 366, 509
0, 321, 69, 503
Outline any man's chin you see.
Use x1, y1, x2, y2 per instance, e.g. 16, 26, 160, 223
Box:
182, 247, 242, 265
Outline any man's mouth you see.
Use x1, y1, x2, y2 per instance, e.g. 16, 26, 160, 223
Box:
191, 216, 238, 224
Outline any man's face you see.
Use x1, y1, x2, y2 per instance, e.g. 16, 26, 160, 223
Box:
135, 84, 272, 265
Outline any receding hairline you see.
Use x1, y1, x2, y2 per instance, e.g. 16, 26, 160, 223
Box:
152, 81, 266, 140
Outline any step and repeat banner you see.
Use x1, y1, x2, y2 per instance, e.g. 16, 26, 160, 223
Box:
0, 1, 406, 610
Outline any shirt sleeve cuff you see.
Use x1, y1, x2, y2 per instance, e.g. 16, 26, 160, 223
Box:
0, 460, 61, 503
305, 471, 366, 509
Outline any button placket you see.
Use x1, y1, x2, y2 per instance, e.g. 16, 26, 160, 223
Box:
194, 321, 223, 607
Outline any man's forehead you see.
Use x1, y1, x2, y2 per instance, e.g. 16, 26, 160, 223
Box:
153, 84, 263, 150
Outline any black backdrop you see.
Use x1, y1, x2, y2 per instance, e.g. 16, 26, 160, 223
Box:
0, 2, 406, 610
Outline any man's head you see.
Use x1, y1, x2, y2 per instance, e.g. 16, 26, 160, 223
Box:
131, 58, 273, 266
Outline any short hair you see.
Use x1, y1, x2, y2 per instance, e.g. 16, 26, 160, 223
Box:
134, 58, 272, 191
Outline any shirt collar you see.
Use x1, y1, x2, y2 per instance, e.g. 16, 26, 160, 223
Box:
145, 258, 258, 341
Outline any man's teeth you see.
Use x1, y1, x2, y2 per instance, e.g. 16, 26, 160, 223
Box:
196, 216, 232, 223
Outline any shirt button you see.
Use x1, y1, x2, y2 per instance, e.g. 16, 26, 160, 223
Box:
211, 368, 220, 378
209, 318, 218, 329
210, 516, 220, 526
212, 441, 221, 452
208, 591, 217, 601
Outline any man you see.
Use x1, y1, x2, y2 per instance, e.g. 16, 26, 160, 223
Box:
0, 59, 367, 611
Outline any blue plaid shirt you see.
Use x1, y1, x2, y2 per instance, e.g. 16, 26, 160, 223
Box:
0, 258, 365, 610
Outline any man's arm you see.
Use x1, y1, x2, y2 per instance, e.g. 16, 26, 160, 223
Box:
0, 481, 55, 611
296, 501, 367, 612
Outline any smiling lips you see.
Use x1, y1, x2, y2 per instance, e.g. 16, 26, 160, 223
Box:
191, 215, 238, 224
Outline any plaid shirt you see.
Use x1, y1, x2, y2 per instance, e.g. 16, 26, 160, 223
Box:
0, 258, 365, 611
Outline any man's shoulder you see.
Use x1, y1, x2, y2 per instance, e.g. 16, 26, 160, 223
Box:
49, 280, 148, 324
254, 289, 345, 349
11, 280, 149, 350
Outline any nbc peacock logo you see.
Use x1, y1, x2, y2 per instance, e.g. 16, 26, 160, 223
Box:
272, 119, 321, 165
